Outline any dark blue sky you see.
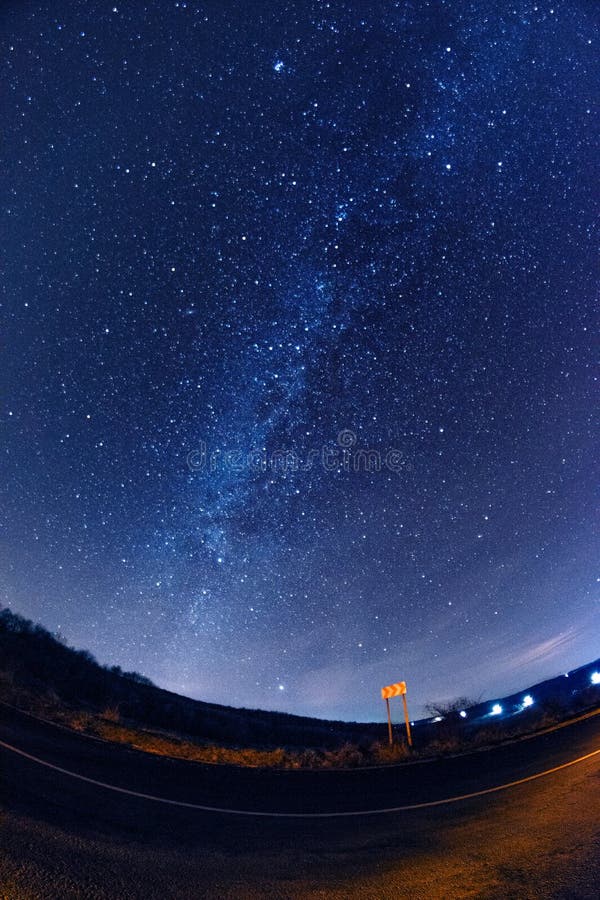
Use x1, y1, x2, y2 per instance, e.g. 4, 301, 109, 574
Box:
2, 1, 598, 720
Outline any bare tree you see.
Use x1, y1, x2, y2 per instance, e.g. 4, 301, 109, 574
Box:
424, 696, 480, 718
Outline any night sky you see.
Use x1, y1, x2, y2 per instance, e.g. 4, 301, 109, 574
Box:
2, 1, 598, 722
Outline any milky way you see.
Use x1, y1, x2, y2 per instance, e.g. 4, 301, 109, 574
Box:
2, 1, 598, 720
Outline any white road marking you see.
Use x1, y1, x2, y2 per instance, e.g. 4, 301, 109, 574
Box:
1, 738, 599, 818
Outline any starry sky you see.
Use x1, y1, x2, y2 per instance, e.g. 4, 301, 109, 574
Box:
2, 1, 598, 722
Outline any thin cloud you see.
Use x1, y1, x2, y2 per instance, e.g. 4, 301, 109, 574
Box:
502, 627, 582, 674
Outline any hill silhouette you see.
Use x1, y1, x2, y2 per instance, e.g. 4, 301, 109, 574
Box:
0, 607, 384, 749
0, 606, 598, 763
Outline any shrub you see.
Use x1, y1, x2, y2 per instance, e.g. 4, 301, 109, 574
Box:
323, 742, 368, 768
102, 705, 121, 723
471, 725, 505, 746
69, 711, 93, 731
295, 748, 324, 768
370, 740, 411, 764
423, 736, 465, 756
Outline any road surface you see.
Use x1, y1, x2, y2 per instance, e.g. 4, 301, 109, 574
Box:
1, 704, 599, 898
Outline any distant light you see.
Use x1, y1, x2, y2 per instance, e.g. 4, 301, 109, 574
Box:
522, 694, 534, 708
433, 716, 443, 723
273, 60, 285, 73
591, 672, 600, 685
278, 684, 285, 691
459, 710, 467, 718
490, 703, 503, 716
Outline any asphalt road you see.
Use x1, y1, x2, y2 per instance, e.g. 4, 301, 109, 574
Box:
0, 704, 599, 898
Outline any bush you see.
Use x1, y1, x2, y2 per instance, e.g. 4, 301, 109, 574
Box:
370, 740, 411, 764
423, 736, 465, 756
70, 711, 93, 732
471, 725, 505, 746
102, 705, 121, 723
323, 742, 368, 768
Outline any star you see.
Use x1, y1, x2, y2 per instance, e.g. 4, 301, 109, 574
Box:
2, 0, 596, 722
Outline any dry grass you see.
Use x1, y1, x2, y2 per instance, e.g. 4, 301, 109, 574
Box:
0, 671, 595, 771
101, 705, 121, 723
62, 716, 412, 769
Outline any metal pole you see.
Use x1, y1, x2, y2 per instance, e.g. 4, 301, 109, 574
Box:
401, 692, 412, 748
386, 697, 393, 746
